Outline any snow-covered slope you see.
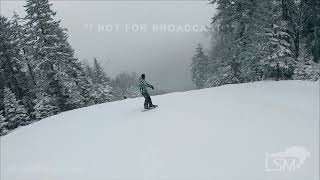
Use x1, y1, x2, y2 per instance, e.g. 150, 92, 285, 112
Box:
1, 81, 319, 180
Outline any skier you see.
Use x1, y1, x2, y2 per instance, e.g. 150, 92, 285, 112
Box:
139, 74, 156, 109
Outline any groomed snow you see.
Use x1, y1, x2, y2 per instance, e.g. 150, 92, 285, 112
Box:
1, 80, 319, 180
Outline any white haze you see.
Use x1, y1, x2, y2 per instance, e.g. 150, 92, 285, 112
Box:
1, 1, 215, 92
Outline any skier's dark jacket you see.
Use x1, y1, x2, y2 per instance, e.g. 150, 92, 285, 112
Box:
139, 77, 153, 94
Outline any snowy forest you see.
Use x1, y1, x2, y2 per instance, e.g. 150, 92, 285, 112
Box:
0, 0, 143, 135
1, 0, 319, 136
191, 0, 320, 88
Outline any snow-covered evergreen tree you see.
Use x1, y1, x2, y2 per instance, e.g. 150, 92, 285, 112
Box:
74, 67, 96, 106
191, 44, 210, 88
3, 87, 30, 129
305, 0, 320, 63
24, 0, 86, 111
85, 63, 95, 81
293, 51, 320, 81
32, 93, 59, 120
0, 111, 8, 136
0, 0, 118, 133
0, 15, 30, 101
208, 0, 263, 85
260, 24, 294, 80
204, 31, 242, 87
258, 1, 295, 80
111, 72, 140, 100
91, 58, 113, 103
10, 12, 38, 113
92, 58, 111, 84
11, 12, 37, 87
202, 0, 318, 87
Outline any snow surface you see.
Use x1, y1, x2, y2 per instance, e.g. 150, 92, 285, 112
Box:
1, 80, 319, 180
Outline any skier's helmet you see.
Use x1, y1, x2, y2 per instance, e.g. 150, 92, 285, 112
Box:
141, 74, 145, 79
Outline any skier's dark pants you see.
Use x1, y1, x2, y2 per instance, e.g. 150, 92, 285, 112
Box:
141, 92, 153, 108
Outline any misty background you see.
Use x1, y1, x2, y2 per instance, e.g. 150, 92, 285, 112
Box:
1, 1, 215, 92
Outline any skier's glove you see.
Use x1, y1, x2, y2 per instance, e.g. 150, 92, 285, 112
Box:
151, 85, 154, 90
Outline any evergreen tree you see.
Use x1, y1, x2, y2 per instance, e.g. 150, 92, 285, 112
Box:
74, 66, 96, 106
0, 111, 8, 136
24, 0, 86, 111
279, 0, 301, 59
10, 12, 38, 112
208, 0, 263, 84
0, 16, 30, 101
191, 44, 210, 88
293, 59, 320, 80
260, 24, 294, 80
279, 0, 320, 78
306, 0, 320, 63
0, 0, 118, 133
91, 58, 113, 103
32, 93, 59, 120
111, 72, 140, 99
85, 63, 95, 80
205, 34, 241, 87
258, 0, 295, 80
92, 58, 111, 84
11, 12, 37, 87
203, 0, 313, 87
3, 87, 30, 129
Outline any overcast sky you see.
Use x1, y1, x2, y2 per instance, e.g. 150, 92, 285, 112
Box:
1, 1, 215, 92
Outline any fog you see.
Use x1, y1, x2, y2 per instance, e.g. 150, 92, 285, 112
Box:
1, 1, 215, 92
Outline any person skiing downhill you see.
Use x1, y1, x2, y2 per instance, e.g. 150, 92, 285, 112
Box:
139, 74, 156, 109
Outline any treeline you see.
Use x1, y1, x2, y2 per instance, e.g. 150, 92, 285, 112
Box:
111, 72, 141, 99
191, 0, 320, 88
0, 0, 125, 136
